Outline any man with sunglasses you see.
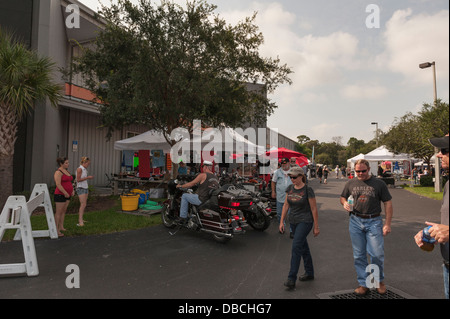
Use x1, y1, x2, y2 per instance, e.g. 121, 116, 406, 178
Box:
340, 159, 393, 295
414, 134, 449, 299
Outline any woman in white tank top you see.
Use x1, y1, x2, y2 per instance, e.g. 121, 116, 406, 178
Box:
76, 157, 93, 226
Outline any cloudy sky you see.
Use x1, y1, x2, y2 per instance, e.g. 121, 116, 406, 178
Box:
78, 0, 449, 144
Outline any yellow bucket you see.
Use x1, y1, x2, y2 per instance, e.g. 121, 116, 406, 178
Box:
120, 194, 139, 211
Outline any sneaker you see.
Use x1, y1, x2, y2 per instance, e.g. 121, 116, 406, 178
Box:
284, 279, 296, 289
299, 274, 314, 281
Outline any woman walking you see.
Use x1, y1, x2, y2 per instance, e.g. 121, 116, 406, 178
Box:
280, 166, 320, 289
76, 157, 93, 226
54, 157, 74, 237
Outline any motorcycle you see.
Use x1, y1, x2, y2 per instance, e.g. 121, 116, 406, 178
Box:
161, 175, 252, 243
219, 173, 274, 232
242, 189, 273, 231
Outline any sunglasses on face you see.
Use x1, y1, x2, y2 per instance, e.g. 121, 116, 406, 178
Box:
355, 170, 368, 173
441, 148, 449, 155
289, 175, 301, 180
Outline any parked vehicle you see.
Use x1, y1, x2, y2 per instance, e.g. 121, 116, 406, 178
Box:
219, 173, 275, 232
161, 176, 252, 243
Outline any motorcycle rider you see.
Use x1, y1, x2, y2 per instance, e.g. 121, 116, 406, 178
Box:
176, 160, 220, 223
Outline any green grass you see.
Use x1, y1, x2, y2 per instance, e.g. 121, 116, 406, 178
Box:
1, 199, 163, 242
400, 185, 444, 201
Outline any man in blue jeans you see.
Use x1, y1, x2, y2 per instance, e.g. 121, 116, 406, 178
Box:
340, 159, 393, 295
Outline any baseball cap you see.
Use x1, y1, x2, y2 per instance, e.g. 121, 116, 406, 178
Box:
429, 135, 449, 149
202, 160, 213, 166
288, 166, 305, 176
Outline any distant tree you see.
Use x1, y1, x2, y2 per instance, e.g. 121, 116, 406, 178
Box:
383, 100, 449, 165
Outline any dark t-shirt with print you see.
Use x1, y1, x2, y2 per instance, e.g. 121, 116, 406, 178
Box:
286, 184, 315, 224
340, 177, 392, 215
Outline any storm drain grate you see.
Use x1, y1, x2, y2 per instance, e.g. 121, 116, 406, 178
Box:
318, 286, 416, 299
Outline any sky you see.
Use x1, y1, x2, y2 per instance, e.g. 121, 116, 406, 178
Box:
78, 0, 449, 145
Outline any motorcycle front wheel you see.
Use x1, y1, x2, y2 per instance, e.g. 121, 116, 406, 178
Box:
161, 203, 177, 229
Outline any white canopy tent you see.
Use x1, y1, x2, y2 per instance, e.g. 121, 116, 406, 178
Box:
114, 127, 266, 163
346, 146, 413, 175
363, 145, 412, 162
114, 130, 173, 152
347, 153, 366, 170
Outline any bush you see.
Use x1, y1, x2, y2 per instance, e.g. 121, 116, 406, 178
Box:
420, 175, 434, 187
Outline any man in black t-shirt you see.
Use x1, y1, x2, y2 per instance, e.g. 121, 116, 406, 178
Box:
340, 159, 393, 295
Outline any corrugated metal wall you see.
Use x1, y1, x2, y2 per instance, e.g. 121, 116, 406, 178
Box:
67, 109, 147, 187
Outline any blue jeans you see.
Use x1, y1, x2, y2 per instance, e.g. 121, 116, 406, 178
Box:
180, 193, 202, 218
349, 215, 385, 287
288, 222, 314, 281
277, 201, 291, 231
444, 264, 449, 299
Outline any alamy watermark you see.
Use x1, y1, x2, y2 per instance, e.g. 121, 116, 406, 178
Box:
366, 264, 381, 288
366, 4, 381, 29
65, 264, 80, 289
169, 120, 280, 174
65, 4, 80, 29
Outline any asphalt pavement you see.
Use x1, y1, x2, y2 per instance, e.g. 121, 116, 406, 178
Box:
0, 176, 445, 300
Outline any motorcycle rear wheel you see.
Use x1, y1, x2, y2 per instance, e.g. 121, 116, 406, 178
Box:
161, 204, 177, 229
247, 208, 271, 231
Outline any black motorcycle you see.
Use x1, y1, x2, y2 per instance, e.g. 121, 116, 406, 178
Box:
161, 176, 252, 243
219, 173, 274, 232
242, 189, 273, 231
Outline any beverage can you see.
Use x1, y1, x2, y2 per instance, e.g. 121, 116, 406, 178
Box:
421, 226, 436, 252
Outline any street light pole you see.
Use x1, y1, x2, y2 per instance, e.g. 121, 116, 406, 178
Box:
371, 122, 379, 148
419, 61, 441, 192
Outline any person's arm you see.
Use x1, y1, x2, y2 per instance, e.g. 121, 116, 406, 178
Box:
383, 200, 393, 236
426, 222, 449, 243
309, 196, 320, 237
340, 196, 351, 212
271, 181, 276, 199
279, 196, 289, 233
178, 173, 205, 189
76, 167, 93, 182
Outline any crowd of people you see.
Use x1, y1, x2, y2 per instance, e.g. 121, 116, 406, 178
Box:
52, 134, 449, 298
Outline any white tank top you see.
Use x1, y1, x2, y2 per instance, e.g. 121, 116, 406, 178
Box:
77, 165, 89, 189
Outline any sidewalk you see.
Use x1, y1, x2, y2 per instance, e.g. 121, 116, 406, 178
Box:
0, 176, 445, 299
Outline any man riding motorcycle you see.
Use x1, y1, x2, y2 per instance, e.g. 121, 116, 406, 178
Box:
176, 160, 219, 223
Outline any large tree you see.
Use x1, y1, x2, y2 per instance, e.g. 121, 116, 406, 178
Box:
383, 100, 449, 165
71, 0, 292, 143
0, 29, 61, 207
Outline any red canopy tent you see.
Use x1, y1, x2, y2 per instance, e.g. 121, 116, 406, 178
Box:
265, 147, 309, 168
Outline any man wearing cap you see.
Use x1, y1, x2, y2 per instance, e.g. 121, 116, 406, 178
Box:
272, 157, 293, 235
414, 134, 449, 299
176, 160, 219, 222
